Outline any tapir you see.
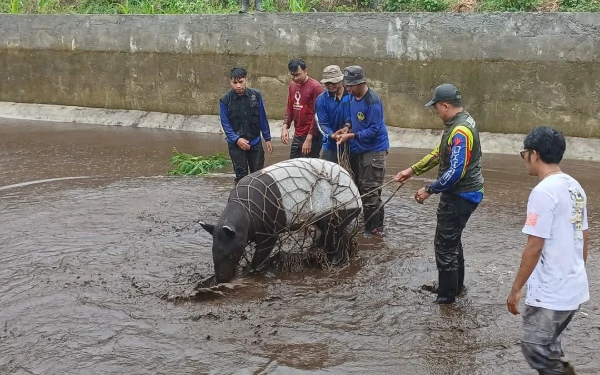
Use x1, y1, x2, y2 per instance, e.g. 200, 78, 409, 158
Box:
200, 158, 363, 283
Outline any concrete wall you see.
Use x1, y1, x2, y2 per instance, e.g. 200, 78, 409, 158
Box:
0, 13, 599, 137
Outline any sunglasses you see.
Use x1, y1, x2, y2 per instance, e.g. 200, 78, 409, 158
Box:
519, 149, 534, 159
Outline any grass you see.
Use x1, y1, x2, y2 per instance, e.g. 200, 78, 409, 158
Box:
0, 0, 598, 13
167, 148, 232, 176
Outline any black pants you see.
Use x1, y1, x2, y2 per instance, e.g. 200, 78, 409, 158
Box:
290, 134, 322, 159
434, 192, 479, 272
228, 141, 265, 183
350, 151, 387, 232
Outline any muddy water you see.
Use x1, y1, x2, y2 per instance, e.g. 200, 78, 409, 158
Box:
0, 119, 598, 375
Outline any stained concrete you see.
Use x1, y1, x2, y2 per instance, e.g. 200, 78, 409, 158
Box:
0, 14, 599, 137
2, 101, 599, 161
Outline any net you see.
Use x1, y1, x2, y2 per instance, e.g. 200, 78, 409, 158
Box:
228, 154, 363, 280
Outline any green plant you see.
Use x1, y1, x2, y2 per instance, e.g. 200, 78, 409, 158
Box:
384, 0, 449, 10
423, 0, 448, 10
116, 0, 130, 13
260, 0, 276, 11
502, 0, 538, 10
560, 0, 600, 10
37, 0, 55, 13
289, 0, 309, 12
167, 148, 232, 176
10, 0, 23, 13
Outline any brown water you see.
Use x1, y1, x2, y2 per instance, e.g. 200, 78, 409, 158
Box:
0, 118, 598, 375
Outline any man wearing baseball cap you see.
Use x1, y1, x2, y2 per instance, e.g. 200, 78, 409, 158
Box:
336, 65, 390, 236
314, 65, 351, 163
395, 83, 484, 304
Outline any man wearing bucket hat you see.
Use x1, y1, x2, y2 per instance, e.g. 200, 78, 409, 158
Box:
394, 83, 484, 304
314, 65, 351, 164
336, 65, 390, 236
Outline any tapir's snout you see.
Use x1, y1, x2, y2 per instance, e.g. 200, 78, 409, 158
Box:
213, 248, 244, 284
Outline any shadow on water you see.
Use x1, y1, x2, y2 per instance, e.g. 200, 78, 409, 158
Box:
1, 119, 599, 374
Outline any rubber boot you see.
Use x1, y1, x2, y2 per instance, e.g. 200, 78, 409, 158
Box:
255, 0, 265, 11
434, 270, 458, 304
363, 206, 376, 234
563, 362, 576, 375
457, 241, 465, 294
457, 266, 465, 295
239, 0, 248, 13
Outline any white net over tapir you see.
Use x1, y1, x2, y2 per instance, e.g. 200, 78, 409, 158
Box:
234, 158, 362, 272
260, 158, 361, 225
200, 157, 363, 284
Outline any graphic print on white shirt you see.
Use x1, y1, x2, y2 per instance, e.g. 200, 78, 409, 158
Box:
570, 187, 585, 240
521, 173, 589, 311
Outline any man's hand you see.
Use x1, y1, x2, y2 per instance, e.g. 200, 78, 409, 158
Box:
281, 126, 290, 145
414, 187, 431, 204
237, 138, 250, 151
507, 287, 522, 315
395, 168, 415, 183
336, 133, 354, 145
332, 129, 344, 138
265, 140, 273, 153
332, 126, 350, 139
302, 136, 312, 156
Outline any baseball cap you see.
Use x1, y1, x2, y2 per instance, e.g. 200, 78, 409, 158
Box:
425, 83, 462, 107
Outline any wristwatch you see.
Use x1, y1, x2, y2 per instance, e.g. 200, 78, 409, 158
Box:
425, 184, 435, 194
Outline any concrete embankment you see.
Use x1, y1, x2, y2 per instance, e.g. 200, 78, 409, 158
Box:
0, 13, 598, 159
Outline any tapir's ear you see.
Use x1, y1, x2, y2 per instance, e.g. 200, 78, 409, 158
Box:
199, 221, 215, 236
222, 225, 236, 237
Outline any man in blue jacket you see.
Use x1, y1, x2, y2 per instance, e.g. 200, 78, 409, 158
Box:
314, 65, 351, 163
336, 65, 390, 235
219, 67, 273, 183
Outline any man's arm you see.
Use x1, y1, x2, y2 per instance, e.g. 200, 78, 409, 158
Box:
258, 94, 271, 141
507, 189, 554, 315
219, 101, 239, 144
428, 126, 473, 193
510, 235, 545, 293
315, 94, 334, 140
583, 230, 589, 264
283, 84, 294, 129
411, 145, 441, 176
308, 82, 324, 137
353, 101, 382, 143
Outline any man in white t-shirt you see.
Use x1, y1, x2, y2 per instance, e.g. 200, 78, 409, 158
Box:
507, 126, 589, 375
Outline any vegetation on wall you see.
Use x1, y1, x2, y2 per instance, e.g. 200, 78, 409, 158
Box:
0, 0, 598, 14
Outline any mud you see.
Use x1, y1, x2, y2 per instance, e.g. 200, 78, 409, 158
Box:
0, 119, 598, 374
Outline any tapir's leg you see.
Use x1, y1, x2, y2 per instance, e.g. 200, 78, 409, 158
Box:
314, 214, 334, 249
250, 234, 277, 270
322, 208, 362, 265
314, 214, 342, 264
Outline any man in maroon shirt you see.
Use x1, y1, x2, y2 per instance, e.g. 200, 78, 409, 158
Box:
280, 58, 324, 159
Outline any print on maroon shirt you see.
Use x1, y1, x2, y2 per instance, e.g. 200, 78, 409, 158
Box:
284, 77, 324, 138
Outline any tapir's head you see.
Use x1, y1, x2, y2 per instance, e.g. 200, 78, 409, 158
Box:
199, 203, 251, 283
